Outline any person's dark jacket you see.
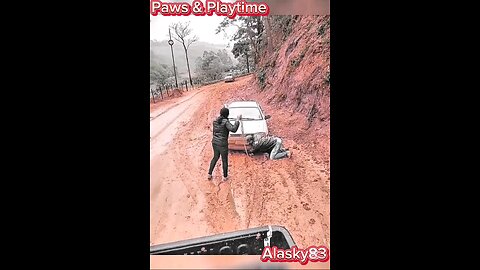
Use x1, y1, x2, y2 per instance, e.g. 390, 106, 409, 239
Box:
250, 134, 277, 153
212, 116, 240, 147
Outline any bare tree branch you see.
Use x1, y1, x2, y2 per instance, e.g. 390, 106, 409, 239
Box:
169, 21, 197, 87
187, 35, 199, 49
172, 36, 182, 44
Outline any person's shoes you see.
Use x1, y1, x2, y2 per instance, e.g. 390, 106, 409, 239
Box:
207, 174, 212, 180
287, 150, 293, 158
222, 176, 229, 182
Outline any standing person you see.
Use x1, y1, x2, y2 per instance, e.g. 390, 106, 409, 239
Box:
208, 107, 242, 181
245, 134, 292, 160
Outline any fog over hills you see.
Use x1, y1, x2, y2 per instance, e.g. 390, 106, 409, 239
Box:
150, 40, 237, 78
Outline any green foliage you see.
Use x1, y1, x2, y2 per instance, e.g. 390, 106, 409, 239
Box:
290, 47, 308, 68
195, 49, 234, 81
290, 59, 299, 68
317, 18, 330, 37
271, 15, 297, 41
257, 69, 267, 90
232, 41, 254, 71
231, 41, 250, 58
216, 17, 264, 64
235, 52, 254, 72
150, 64, 172, 85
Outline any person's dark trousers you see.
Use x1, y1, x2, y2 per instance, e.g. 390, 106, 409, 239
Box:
208, 143, 229, 177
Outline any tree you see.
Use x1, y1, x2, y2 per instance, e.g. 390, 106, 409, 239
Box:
216, 17, 264, 64
216, 49, 234, 67
150, 63, 173, 86
195, 50, 234, 81
232, 41, 252, 72
170, 22, 198, 87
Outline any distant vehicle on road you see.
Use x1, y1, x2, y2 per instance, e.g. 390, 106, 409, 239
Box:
225, 101, 271, 151
224, 73, 235, 82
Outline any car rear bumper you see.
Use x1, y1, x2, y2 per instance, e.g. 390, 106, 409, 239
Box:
228, 137, 251, 151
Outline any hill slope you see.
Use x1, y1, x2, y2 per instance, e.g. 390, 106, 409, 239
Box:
150, 40, 236, 78
258, 15, 330, 128
245, 15, 330, 163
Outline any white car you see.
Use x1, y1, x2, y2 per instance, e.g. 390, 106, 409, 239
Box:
225, 101, 271, 151
224, 73, 235, 82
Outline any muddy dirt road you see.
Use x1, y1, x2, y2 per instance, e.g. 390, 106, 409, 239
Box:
150, 75, 330, 248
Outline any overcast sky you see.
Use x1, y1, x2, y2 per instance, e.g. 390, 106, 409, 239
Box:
150, 14, 235, 45
150, 0, 238, 45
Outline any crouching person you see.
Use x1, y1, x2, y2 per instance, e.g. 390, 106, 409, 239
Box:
245, 134, 292, 160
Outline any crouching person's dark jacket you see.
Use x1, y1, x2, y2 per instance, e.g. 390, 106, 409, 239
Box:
250, 134, 277, 153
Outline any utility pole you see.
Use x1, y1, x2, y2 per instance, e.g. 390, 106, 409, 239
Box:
168, 28, 178, 88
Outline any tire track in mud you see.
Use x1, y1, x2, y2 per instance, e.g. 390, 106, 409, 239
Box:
158, 79, 248, 237
150, 86, 215, 245
150, 87, 207, 121
197, 84, 245, 234
229, 151, 330, 248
